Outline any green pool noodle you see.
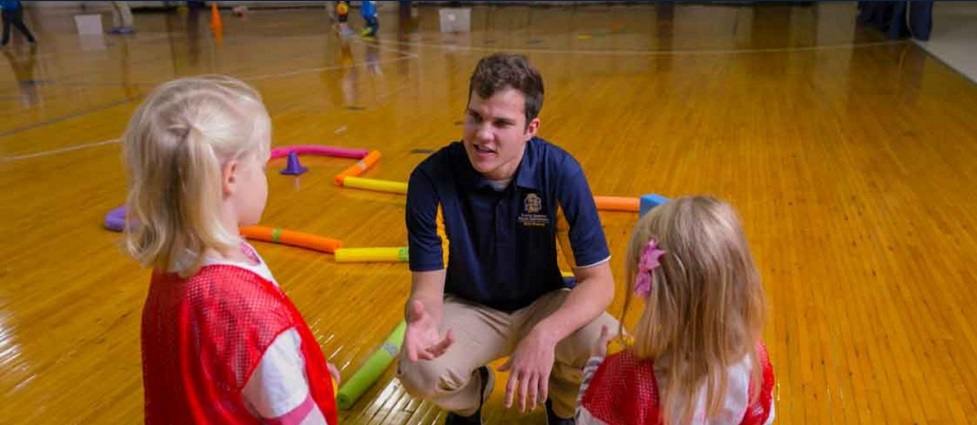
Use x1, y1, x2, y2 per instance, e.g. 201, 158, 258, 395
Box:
336, 320, 407, 409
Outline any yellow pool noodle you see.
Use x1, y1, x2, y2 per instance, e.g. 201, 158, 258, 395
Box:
342, 177, 408, 194
334, 247, 409, 263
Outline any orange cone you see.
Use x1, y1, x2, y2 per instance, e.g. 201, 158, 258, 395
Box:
210, 3, 223, 31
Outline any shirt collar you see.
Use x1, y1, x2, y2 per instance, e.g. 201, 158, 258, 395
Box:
457, 138, 540, 192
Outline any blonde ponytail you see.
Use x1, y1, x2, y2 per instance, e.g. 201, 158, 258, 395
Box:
123, 76, 271, 277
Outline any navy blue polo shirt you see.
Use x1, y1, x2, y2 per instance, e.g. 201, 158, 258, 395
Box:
406, 137, 610, 312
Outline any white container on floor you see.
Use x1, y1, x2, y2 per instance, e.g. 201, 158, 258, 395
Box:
73, 14, 103, 35
439, 7, 471, 33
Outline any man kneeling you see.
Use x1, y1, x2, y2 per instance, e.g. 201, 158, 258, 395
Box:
397, 53, 618, 425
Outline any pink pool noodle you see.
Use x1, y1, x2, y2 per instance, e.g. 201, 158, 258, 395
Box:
270, 145, 369, 160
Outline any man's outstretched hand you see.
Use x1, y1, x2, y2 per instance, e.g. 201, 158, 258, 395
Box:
403, 300, 455, 362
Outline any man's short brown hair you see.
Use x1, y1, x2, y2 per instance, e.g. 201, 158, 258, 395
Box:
468, 53, 544, 125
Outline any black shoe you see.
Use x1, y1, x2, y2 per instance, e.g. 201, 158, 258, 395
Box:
545, 399, 575, 425
444, 409, 481, 425
444, 366, 489, 425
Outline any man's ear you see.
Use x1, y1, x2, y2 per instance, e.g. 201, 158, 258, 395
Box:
525, 117, 541, 139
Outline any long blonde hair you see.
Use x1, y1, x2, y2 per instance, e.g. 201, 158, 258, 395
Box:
123, 76, 271, 277
620, 196, 766, 424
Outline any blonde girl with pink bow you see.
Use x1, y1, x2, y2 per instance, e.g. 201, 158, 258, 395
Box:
575, 196, 776, 425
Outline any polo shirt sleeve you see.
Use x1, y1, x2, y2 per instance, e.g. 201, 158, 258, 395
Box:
406, 168, 445, 272
557, 157, 611, 268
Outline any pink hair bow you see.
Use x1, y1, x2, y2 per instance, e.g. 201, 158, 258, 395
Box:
634, 239, 666, 297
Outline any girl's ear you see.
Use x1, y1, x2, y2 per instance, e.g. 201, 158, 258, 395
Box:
222, 159, 239, 196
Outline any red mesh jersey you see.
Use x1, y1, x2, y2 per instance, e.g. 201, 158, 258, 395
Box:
581, 343, 774, 425
141, 265, 338, 424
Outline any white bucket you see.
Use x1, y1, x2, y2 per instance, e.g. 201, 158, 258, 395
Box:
439, 8, 471, 33
73, 14, 103, 35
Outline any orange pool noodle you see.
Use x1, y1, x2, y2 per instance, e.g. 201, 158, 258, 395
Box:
594, 196, 639, 212
334, 150, 382, 186
240, 226, 343, 254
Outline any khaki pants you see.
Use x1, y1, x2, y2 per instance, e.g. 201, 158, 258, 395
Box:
397, 289, 619, 418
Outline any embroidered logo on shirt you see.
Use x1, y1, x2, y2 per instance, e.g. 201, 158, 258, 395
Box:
519, 193, 549, 227
525, 193, 542, 213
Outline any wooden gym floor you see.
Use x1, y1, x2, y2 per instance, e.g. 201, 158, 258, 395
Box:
1, 2, 976, 424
